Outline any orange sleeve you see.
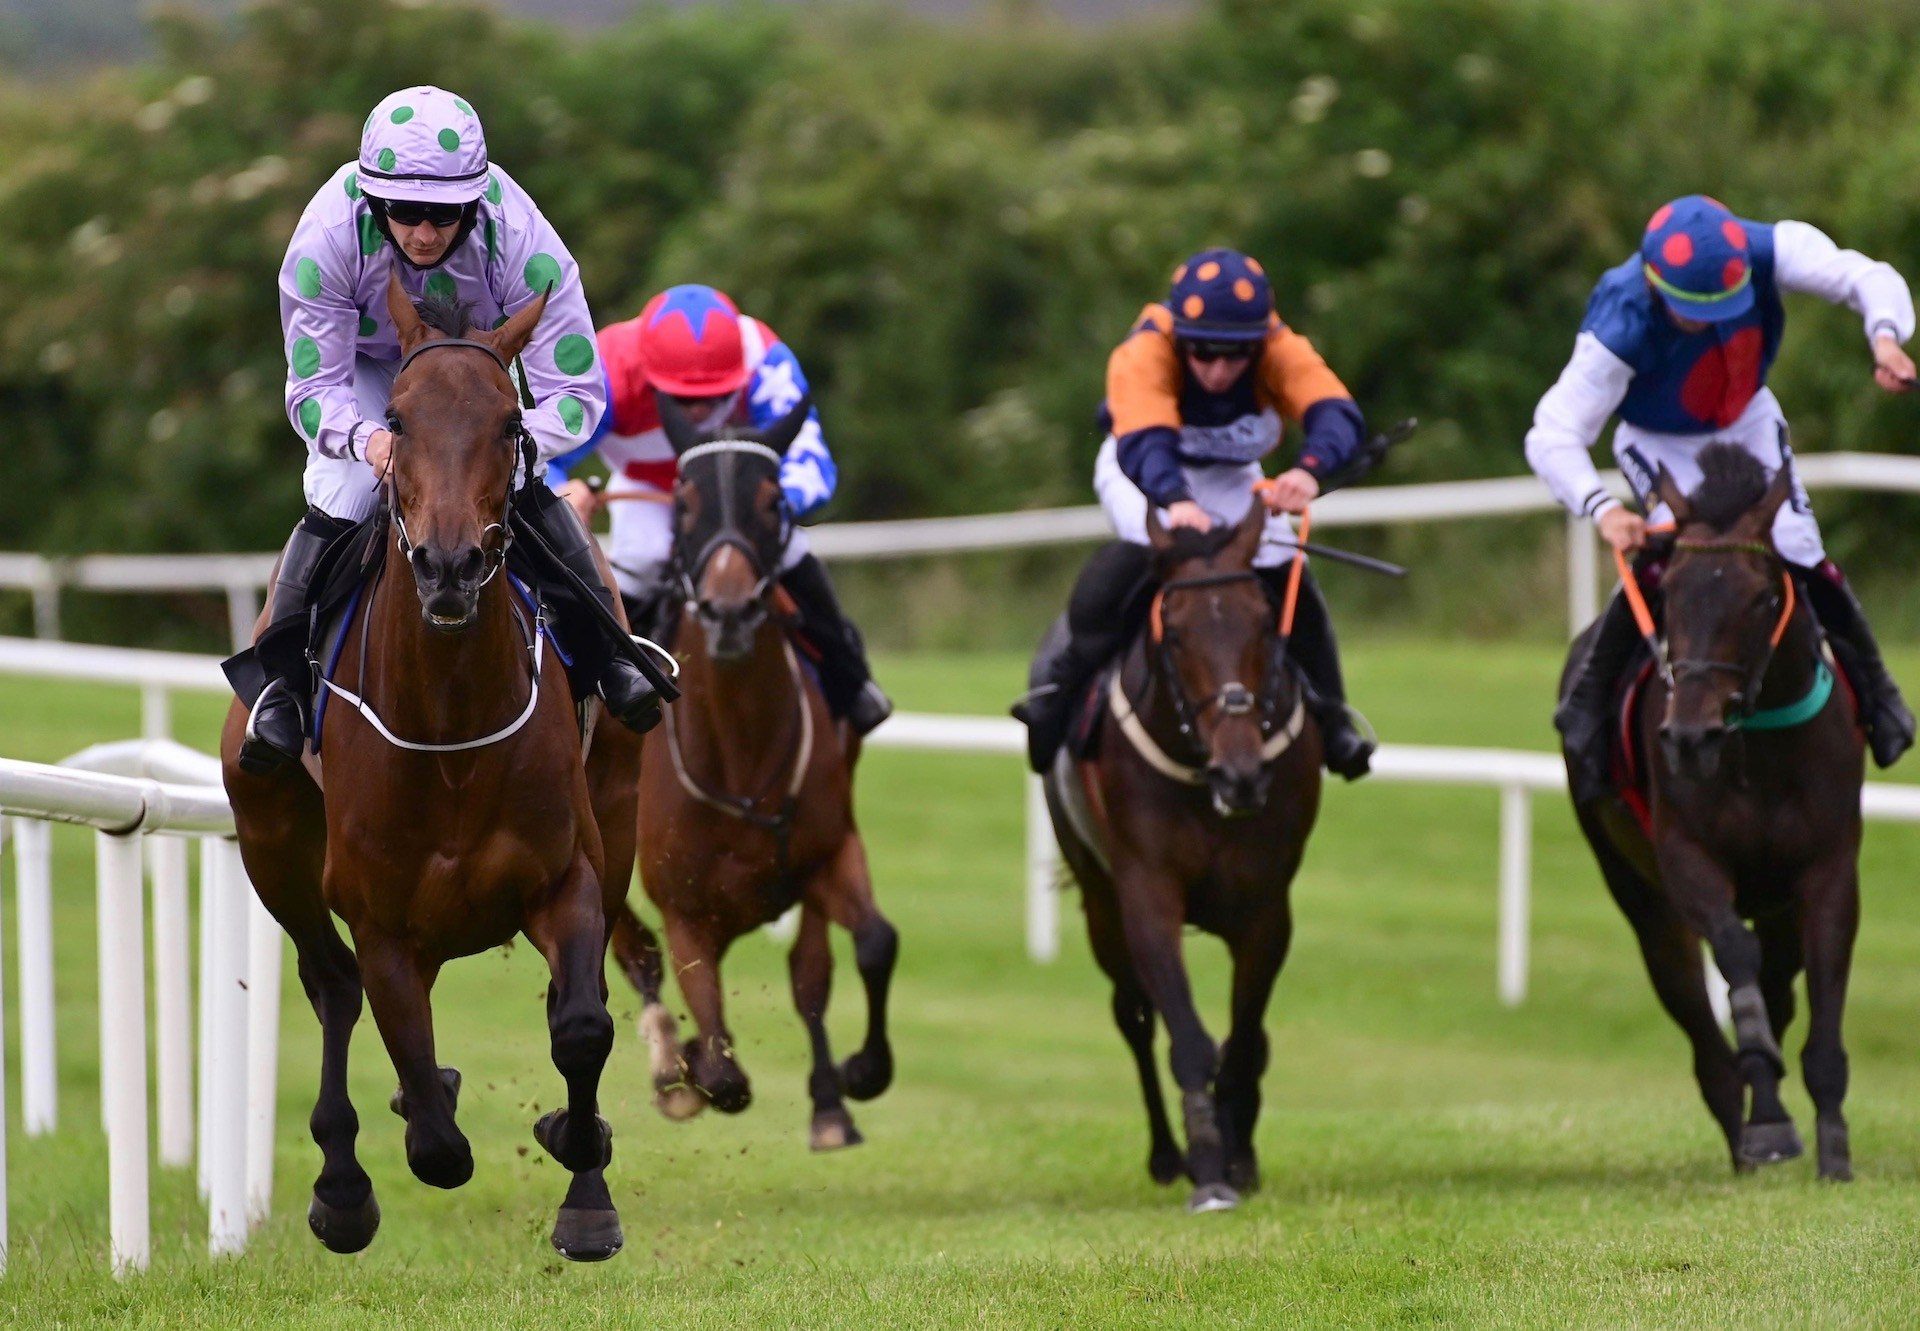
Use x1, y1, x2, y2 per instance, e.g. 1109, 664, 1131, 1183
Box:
1105, 304, 1183, 437
1258, 323, 1352, 422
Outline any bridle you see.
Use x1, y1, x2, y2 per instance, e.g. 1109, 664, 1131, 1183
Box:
672, 439, 794, 617
383, 336, 536, 593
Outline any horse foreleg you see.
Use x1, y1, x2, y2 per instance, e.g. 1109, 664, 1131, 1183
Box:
788, 899, 859, 1150
1083, 885, 1181, 1185
815, 832, 897, 1103
527, 856, 621, 1260
1799, 856, 1860, 1181
357, 934, 472, 1190
664, 914, 751, 1113
1216, 905, 1293, 1196
1115, 866, 1231, 1213
293, 921, 378, 1251
610, 905, 698, 1119
1660, 838, 1799, 1166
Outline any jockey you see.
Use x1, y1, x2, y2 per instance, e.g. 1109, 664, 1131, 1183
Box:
1530, 194, 1918, 801
238, 86, 663, 774
1015, 247, 1376, 779
547, 283, 893, 735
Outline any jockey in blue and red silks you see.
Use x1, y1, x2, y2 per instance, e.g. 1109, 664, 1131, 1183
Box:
238, 86, 661, 773
547, 284, 892, 735
1529, 195, 1918, 801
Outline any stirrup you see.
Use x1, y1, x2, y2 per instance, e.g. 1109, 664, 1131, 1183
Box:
238, 681, 306, 774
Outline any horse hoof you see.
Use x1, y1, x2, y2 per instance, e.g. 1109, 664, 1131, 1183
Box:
654, 1082, 707, 1122
406, 1135, 475, 1190
1186, 1182, 1240, 1214
809, 1107, 865, 1152
535, 1109, 613, 1171
1148, 1147, 1187, 1186
1817, 1121, 1853, 1182
1227, 1155, 1262, 1195
551, 1207, 624, 1263
838, 1047, 894, 1102
703, 1077, 753, 1116
1737, 1119, 1805, 1167
389, 1066, 462, 1120
307, 1192, 381, 1253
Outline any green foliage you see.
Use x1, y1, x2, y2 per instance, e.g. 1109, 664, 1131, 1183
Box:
7, 0, 1920, 639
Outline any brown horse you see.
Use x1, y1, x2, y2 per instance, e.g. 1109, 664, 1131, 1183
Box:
1565, 444, 1864, 1179
1041, 506, 1322, 1212
608, 399, 899, 1150
221, 276, 640, 1261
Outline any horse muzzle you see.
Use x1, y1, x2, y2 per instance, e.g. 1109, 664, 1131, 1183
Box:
1659, 720, 1729, 782
409, 542, 487, 633
1205, 760, 1271, 819
695, 597, 767, 664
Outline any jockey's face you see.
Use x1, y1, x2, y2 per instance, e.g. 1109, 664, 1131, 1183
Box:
1184, 345, 1257, 393
667, 392, 733, 427
390, 218, 461, 268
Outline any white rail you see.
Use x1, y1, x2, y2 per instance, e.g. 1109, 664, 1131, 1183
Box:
6, 451, 1918, 646
0, 750, 282, 1276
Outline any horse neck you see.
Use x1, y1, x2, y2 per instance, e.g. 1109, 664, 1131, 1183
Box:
364, 545, 526, 740
676, 613, 803, 792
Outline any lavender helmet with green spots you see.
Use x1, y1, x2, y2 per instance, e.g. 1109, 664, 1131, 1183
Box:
358, 86, 488, 204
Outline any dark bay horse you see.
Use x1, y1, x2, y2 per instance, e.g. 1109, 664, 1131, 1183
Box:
1565, 444, 1864, 1179
608, 398, 899, 1150
1042, 506, 1322, 1212
221, 276, 639, 1260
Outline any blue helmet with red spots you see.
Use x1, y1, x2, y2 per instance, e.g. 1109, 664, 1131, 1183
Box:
636, 284, 749, 397
1168, 248, 1274, 342
1640, 196, 1754, 323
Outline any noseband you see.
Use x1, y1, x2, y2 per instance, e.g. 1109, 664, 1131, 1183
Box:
674, 439, 792, 607
384, 336, 536, 591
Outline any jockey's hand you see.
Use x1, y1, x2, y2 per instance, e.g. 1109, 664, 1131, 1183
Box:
558, 479, 602, 524
1872, 332, 1916, 393
1256, 468, 1320, 515
1597, 506, 1647, 554
1163, 500, 1213, 532
363, 429, 394, 479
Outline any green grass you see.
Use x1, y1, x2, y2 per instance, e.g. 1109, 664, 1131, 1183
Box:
5, 639, 1920, 1327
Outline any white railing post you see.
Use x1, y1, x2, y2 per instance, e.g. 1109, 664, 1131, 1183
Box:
226, 584, 260, 653
13, 817, 56, 1135
0, 823, 10, 1276
203, 839, 250, 1255
96, 831, 151, 1276
196, 838, 215, 1201
244, 892, 283, 1225
1497, 783, 1532, 1007
1567, 511, 1598, 637
1024, 773, 1058, 963
139, 686, 171, 742
30, 570, 60, 641
149, 835, 194, 1168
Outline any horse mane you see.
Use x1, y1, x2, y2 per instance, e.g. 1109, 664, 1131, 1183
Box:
1686, 444, 1772, 533
415, 291, 476, 337
1158, 523, 1248, 566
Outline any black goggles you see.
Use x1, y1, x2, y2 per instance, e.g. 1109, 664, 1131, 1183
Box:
380, 198, 468, 228
1184, 339, 1260, 364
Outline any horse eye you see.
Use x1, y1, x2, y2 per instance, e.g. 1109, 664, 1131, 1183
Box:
385, 410, 403, 435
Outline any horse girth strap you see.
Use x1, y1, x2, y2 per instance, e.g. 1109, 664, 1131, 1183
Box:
1106, 669, 1305, 786
663, 636, 814, 826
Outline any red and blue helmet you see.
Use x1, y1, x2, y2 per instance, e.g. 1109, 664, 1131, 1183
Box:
636, 284, 749, 397
1168, 248, 1274, 342
1641, 196, 1754, 323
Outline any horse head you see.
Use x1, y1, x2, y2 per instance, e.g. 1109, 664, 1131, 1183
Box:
1654, 444, 1797, 782
383, 272, 544, 632
1144, 504, 1283, 817
659, 392, 810, 663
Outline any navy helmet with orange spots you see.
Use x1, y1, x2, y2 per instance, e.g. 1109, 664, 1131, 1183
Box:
1168, 247, 1273, 342
1640, 196, 1754, 323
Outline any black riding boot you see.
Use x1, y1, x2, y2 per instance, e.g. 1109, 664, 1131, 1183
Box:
781, 554, 892, 735
1262, 563, 1375, 781
1013, 541, 1156, 774
519, 486, 663, 735
1798, 561, 1915, 768
237, 512, 346, 774
1554, 586, 1645, 804
619, 572, 676, 651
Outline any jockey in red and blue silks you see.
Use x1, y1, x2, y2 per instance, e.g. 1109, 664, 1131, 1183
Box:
1529, 194, 1918, 800
547, 283, 891, 734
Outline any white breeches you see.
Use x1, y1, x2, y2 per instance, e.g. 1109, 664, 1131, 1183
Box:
1611, 388, 1824, 566
603, 474, 810, 599
1093, 436, 1297, 569
301, 355, 399, 522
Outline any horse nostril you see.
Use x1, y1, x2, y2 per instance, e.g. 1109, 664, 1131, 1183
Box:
457, 545, 485, 585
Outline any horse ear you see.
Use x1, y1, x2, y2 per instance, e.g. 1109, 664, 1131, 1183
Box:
491, 285, 551, 364
1749, 464, 1796, 542
386, 271, 426, 352
657, 391, 703, 455
1222, 503, 1264, 567
1654, 465, 1692, 527
1144, 505, 1175, 552
760, 395, 812, 455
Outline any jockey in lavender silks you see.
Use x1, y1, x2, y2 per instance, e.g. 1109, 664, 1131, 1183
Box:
237, 86, 661, 772
1529, 195, 1917, 801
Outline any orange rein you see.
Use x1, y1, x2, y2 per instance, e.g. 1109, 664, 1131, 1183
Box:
1613, 528, 1797, 663
1279, 506, 1311, 638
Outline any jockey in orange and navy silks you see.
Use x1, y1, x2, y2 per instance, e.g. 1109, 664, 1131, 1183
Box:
1531, 194, 1917, 799
547, 284, 890, 735
1015, 247, 1376, 780
234, 86, 661, 775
